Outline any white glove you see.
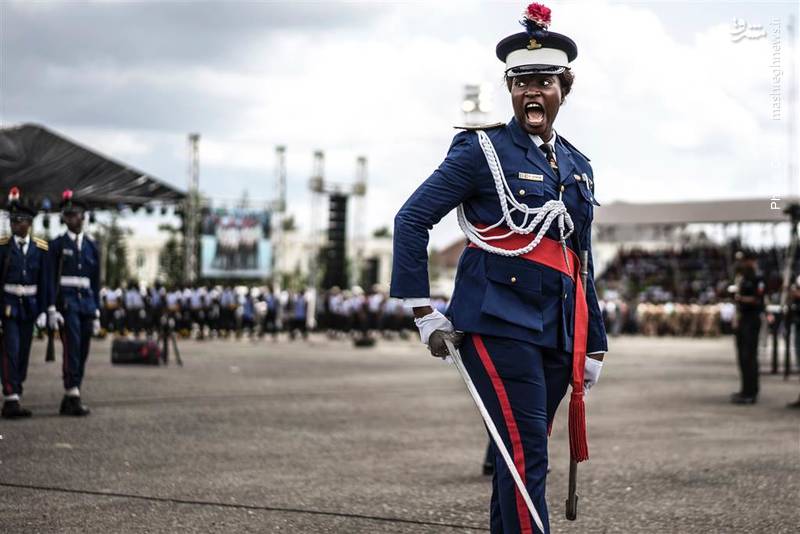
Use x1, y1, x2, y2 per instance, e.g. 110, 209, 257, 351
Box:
413, 309, 453, 345
48, 309, 64, 330
35, 313, 47, 329
584, 357, 604, 392
92, 319, 101, 336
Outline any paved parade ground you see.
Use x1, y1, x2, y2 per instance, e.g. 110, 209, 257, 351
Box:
0, 335, 797, 533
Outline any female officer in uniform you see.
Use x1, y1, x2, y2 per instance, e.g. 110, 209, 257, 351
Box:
390, 4, 608, 533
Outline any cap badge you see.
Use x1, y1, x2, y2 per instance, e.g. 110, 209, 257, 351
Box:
527, 38, 542, 50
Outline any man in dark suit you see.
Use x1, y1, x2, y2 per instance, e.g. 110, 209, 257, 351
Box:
731, 250, 764, 405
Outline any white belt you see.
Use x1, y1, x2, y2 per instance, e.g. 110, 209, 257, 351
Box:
4, 284, 37, 297
60, 276, 91, 289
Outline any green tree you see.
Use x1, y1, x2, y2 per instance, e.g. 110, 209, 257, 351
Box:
96, 214, 131, 288
158, 224, 185, 287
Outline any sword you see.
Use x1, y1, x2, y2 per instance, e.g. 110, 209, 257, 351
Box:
444, 337, 545, 534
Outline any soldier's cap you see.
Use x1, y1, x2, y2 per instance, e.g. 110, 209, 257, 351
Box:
60, 189, 87, 214
5, 187, 36, 219
496, 2, 577, 77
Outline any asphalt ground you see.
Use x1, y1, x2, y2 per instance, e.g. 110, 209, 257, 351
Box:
0, 334, 798, 533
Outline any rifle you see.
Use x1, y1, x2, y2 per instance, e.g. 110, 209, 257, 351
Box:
45, 248, 64, 363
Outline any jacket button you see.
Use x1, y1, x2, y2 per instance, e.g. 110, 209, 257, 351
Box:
510, 276, 517, 283
560, 185, 565, 192
518, 189, 525, 196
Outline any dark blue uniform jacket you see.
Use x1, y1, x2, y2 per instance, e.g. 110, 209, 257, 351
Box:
390, 118, 608, 354
0, 237, 54, 321
49, 234, 101, 317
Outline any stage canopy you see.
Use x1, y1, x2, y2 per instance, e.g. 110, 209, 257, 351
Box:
0, 123, 185, 212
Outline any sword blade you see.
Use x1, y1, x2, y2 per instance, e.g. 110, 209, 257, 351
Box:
444, 338, 545, 533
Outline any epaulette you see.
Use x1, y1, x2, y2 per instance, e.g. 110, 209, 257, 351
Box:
453, 122, 505, 131
0, 236, 9, 245
33, 237, 48, 251
558, 135, 591, 162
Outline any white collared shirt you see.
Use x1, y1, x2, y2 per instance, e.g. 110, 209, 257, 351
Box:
67, 230, 83, 251
529, 130, 557, 163
15, 234, 29, 255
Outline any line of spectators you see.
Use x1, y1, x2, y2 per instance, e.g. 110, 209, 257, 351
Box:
98, 283, 446, 341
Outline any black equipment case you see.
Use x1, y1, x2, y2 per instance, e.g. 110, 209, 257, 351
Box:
111, 338, 162, 365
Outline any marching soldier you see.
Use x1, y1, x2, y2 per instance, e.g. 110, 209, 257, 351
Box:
731, 250, 764, 405
50, 189, 101, 417
0, 188, 53, 419
390, 4, 607, 532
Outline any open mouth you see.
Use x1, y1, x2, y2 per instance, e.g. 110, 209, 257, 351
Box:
524, 102, 546, 127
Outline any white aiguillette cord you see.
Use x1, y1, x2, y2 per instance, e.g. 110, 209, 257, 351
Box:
444, 338, 546, 534
456, 129, 574, 257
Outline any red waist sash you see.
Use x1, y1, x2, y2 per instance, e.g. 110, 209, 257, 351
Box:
468, 231, 589, 462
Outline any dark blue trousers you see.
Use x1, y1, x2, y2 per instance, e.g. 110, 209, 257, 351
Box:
460, 333, 572, 534
1, 318, 35, 397
61, 311, 93, 390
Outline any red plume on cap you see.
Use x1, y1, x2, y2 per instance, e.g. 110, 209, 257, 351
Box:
8, 187, 20, 202
523, 2, 552, 29
62, 189, 74, 201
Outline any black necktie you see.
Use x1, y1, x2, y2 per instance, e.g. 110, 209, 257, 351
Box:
539, 143, 558, 177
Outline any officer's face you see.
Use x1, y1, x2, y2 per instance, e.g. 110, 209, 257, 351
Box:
63, 211, 84, 233
10, 216, 31, 238
509, 74, 562, 138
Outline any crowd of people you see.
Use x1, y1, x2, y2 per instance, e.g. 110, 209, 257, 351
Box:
92, 243, 798, 343
596, 243, 798, 338
97, 284, 450, 341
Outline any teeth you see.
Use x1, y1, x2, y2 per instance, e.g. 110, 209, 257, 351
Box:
525, 103, 542, 110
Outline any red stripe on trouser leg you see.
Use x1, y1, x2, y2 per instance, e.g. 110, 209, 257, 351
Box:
472, 334, 533, 534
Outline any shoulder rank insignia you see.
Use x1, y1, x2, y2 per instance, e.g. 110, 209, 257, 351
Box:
0, 236, 9, 245
558, 135, 591, 162
453, 122, 505, 131
33, 237, 48, 251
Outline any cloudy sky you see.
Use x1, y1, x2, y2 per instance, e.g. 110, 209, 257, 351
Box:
1, 0, 798, 247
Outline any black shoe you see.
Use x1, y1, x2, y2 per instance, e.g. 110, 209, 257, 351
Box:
59, 395, 91, 416
2, 400, 32, 419
730, 393, 757, 405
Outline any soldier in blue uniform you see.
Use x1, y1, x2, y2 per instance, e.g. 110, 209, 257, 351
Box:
49, 189, 101, 417
0, 187, 54, 419
390, 4, 608, 533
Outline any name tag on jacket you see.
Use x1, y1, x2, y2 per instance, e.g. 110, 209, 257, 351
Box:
518, 172, 544, 182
